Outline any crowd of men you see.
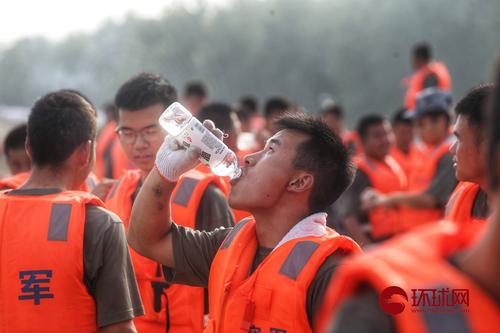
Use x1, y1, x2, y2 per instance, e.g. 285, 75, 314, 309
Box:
0, 41, 498, 333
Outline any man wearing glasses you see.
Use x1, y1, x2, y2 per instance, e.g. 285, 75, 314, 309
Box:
105, 72, 234, 333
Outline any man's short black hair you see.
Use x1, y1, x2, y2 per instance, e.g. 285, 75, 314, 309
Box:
357, 114, 386, 141
4, 124, 27, 156
115, 72, 177, 111
197, 102, 235, 132
455, 84, 494, 132
391, 107, 412, 126
321, 104, 344, 119
239, 95, 258, 113
264, 96, 289, 119
275, 115, 355, 213
184, 80, 208, 98
28, 90, 97, 168
488, 61, 500, 190
413, 42, 432, 62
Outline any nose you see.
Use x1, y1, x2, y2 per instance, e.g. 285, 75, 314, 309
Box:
243, 151, 260, 167
133, 132, 150, 150
450, 140, 457, 155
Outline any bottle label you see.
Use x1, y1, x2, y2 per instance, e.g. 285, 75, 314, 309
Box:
178, 118, 228, 166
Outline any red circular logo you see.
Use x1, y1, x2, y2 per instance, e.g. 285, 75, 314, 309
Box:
379, 286, 408, 315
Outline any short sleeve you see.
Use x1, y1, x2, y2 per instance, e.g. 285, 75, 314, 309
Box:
425, 152, 458, 207
195, 184, 235, 231
162, 223, 231, 287
83, 205, 144, 328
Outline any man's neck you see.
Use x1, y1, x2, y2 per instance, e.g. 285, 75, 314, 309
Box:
252, 201, 310, 249
396, 143, 410, 155
21, 167, 76, 191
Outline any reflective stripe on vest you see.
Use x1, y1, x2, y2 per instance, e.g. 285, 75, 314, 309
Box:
173, 177, 200, 207
48, 203, 72, 241
221, 218, 253, 249
279, 241, 320, 280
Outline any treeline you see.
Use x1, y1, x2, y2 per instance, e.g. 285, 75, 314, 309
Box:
0, 0, 499, 125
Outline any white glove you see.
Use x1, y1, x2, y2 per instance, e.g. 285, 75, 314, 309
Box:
154, 135, 200, 182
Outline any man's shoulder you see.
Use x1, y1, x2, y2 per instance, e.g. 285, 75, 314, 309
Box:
84, 204, 123, 236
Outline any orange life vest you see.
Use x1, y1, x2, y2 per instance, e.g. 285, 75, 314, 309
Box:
0, 171, 30, 190
405, 61, 452, 110
195, 164, 252, 223
445, 181, 487, 225
354, 155, 407, 239
0, 171, 98, 193
316, 222, 498, 333
390, 144, 420, 179
0, 190, 104, 332
95, 121, 132, 179
204, 218, 362, 333
105, 168, 228, 333
400, 141, 452, 229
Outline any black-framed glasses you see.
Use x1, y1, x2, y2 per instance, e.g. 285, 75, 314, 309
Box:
116, 125, 164, 144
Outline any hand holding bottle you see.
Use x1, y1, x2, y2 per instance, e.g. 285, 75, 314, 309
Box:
157, 102, 242, 181
155, 119, 223, 182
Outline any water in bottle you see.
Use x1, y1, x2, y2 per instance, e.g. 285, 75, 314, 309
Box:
159, 102, 242, 179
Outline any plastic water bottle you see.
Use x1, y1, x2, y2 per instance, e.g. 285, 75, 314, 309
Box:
159, 102, 242, 179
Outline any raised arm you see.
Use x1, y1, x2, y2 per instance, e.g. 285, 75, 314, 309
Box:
127, 120, 223, 267
128, 168, 178, 267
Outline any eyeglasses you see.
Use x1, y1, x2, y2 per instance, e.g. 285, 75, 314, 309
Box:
116, 125, 164, 145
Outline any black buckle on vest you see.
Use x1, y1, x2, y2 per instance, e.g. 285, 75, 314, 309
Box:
151, 280, 171, 332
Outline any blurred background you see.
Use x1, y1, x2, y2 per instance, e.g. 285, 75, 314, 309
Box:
0, 0, 499, 173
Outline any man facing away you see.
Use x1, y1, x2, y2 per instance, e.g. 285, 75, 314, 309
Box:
128, 114, 362, 332
0, 90, 143, 332
105, 72, 234, 333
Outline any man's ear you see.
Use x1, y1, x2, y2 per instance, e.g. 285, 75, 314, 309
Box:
287, 172, 314, 193
76, 140, 92, 168
25, 138, 32, 160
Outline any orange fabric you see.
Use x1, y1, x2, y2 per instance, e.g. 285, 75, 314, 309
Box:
342, 131, 363, 156
95, 121, 131, 179
316, 222, 498, 333
405, 61, 452, 110
400, 141, 452, 229
205, 219, 362, 333
445, 181, 487, 225
0, 191, 103, 332
195, 164, 252, 223
105, 168, 227, 333
0, 171, 97, 193
390, 144, 420, 178
355, 155, 407, 239
0, 172, 30, 190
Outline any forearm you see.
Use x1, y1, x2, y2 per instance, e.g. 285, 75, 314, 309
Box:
390, 192, 437, 209
128, 168, 176, 260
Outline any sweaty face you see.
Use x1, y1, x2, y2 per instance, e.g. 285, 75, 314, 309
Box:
362, 122, 392, 160
450, 115, 485, 183
6, 148, 31, 175
416, 115, 448, 146
229, 129, 308, 211
117, 104, 166, 173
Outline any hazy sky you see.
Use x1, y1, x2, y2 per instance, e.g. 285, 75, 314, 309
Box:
0, 0, 229, 45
